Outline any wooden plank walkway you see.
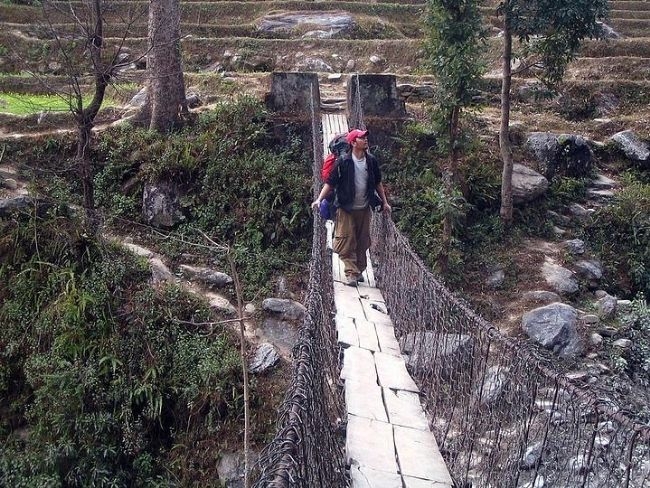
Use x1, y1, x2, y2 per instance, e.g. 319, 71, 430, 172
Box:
322, 113, 454, 488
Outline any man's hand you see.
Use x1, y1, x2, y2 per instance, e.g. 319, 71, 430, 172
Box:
311, 199, 321, 212
381, 201, 392, 213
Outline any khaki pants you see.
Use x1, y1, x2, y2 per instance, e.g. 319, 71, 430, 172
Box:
333, 207, 371, 279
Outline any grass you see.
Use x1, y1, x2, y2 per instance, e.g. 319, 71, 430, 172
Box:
0, 92, 118, 115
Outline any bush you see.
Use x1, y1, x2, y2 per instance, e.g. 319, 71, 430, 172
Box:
584, 177, 650, 297
0, 212, 242, 486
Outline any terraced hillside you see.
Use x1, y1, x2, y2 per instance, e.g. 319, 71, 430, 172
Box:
0, 0, 649, 137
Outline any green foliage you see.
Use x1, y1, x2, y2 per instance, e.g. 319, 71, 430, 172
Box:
584, 177, 650, 297
0, 92, 118, 115
547, 176, 588, 207
93, 96, 311, 299
0, 213, 242, 486
500, 0, 609, 88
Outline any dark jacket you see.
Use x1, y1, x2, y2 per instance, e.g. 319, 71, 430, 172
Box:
327, 151, 382, 212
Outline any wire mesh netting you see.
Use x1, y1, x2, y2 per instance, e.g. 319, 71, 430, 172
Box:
371, 215, 650, 488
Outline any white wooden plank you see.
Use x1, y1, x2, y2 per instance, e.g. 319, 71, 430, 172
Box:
361, 299, 393, 327
350, 465, 403, 488
336, 314, 359, 347
340, 346, 377, 383
383, 389, 429, 431
347, 414, 398, 474
355, 318, 380, 352
374, 322, 402, 356
334, 282, 366, 318
332, 251, 344, 282
356, 286, 385, 303
403, 475, 453, 488
375, 351, 419, 392
345, 378, 388, 422
394, 425, 453, 484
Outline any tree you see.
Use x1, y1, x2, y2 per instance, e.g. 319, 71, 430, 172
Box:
139, 0, 189, 132
497, 0, 608, 225
425, 0, 485, 271
39, 0, 146, 225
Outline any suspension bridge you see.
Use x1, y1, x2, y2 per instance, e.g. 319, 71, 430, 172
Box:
255, 73, 650, 488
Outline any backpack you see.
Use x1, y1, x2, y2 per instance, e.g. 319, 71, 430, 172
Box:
319, 134, 350, 220
321, 134, 350, 181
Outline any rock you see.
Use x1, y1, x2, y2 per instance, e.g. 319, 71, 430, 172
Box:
258, 11, 353, 37
142, 182, 185, 228
126, 87, 148, 108
179, 264, 233, 288
249, 343, 280, 374
595, 290, 608, 299
582, 314, 599, 325
610, 130, 650, 165
512, 164, 549, 204
521, 441, 543, 469
574, 260, 603, 281
567, 203, 593, 220
486, 269, 505, 289
518, 82, 553, 102
597, 21, 621, 39
526, 132, 559, 179
0, 196, 50, 218
591, 174, 617, 190
217, 450, 258, 488
613, 338, 632, 349
522, 303, 582, 357
345, 59, 356, 71
244, 303, 256, 315
541, 260, 579, 295
401, 332, 474, 378
294, 56, 333, 72
597, 326, 617, 337
547, 210, 571, 226
587, 188, 615, 201
150, 257, 174, 284
563, 239, 586, 255
123, 243, 154, 258
522, 290, 561, 305
262, 298, 306, 320
557, 134, 594, 178
185, 92, 201, 108
589, 333, 603, 347
369, 55, 385, 65
476, 366, 509, 406
597, 294, 617, 320
508, 122, 527, 146
259, 317, 299, 355
242, 55, 275, 72
208, 294, 237, 316
1, 178, 18, 190
617, 300, 632, 312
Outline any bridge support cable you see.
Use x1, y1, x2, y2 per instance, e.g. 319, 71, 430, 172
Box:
253, 75, 346, 487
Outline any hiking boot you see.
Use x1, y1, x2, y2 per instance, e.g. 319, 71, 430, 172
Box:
357, 275, 365, 283
346, 276, 358, 287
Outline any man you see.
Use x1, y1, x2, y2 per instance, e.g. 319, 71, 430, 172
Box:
311, 129, 391, 286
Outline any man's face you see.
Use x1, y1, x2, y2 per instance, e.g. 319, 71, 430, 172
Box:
352, 135, 368, 150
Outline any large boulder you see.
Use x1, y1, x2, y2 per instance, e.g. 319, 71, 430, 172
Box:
142, 182, 185, 228
258, 11, 353, 37
179, 265, 233, 289
522, 303, 582, 357
400, 332, 474, 379
262, 298, 306, 320
542, 260, 579, 295
249, 343, 280, 374
526, 132, 560, 179
609, 130, 649, 167
557, 134, 593, 178
512, 164, 549, 204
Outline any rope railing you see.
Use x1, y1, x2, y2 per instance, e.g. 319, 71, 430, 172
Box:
253, 84, 347, 487
371, 215, 650, 488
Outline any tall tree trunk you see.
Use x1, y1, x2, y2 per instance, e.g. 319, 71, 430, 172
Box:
440, 104, 461, 273
499, 7, 514, 227
147, 0, 188, 132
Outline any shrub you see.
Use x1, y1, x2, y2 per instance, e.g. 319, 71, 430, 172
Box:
0, 212, 242, 486
584, 177, 650, 297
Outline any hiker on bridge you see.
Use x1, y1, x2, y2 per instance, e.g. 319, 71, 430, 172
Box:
311, 129, 391, 286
